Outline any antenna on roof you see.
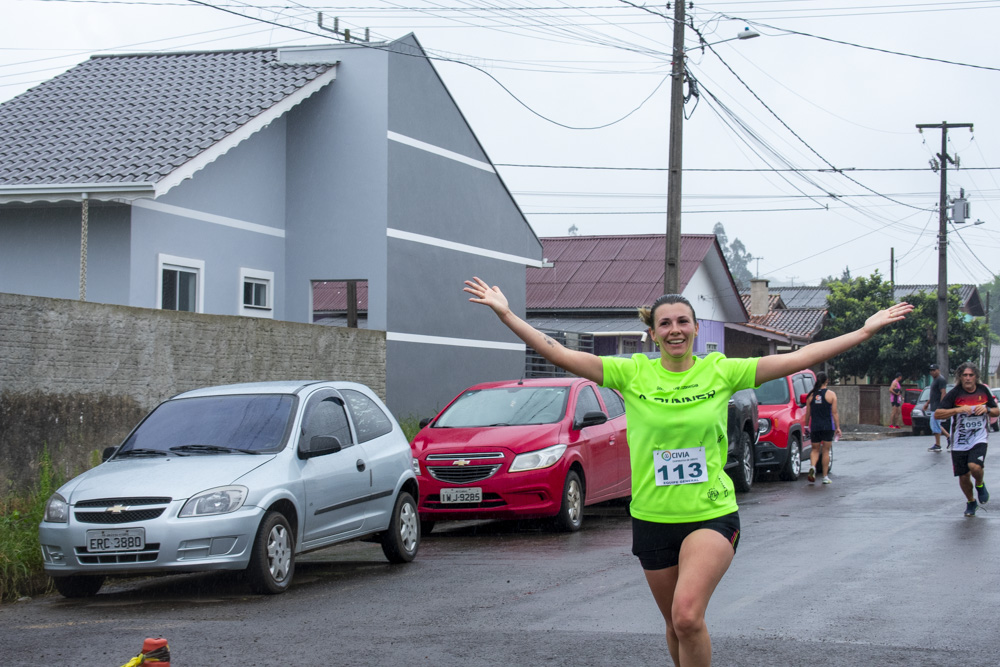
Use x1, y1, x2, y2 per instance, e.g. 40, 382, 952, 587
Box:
317, 13, 370, 43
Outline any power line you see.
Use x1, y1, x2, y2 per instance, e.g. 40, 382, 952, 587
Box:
496, 163, 1000, 172
525, 206, 826, 215
721, 13, 1000, 73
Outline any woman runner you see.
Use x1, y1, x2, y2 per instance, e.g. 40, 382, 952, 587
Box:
464, 276, 911, 667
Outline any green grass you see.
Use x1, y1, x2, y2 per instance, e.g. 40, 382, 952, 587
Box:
0, 448, 61, 602
398, 415, 424, 443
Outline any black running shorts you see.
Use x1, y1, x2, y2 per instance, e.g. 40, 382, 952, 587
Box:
952, 442, 988, 477
631, 511, 740, 571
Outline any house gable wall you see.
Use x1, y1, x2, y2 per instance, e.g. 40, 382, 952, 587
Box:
128, 118, 289, 318
382, 35, 543, 418
684, 262, 730, 355
284, 48, 389, 331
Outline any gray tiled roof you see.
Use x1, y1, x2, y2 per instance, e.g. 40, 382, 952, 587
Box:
746, 284, 984, 317
739, 293, 826, 339
0, 49, 334, 185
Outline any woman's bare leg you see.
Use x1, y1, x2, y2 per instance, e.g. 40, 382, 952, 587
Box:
643, 529, 735, 666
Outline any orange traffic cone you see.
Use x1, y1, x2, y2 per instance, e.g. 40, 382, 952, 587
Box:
119, 637, 170, 667
140, 638, 170, 665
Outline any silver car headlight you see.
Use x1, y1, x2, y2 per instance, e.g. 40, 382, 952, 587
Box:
179, 486, 248, 518
509, 444, 567, 472
43, 493, 69, 523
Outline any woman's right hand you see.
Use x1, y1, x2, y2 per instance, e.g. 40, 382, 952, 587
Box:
464, 276, 511, 318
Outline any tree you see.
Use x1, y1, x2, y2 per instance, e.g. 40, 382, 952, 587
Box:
817, 271, 988, 384
713, 222, 754, 289
818, 266, 853, 287
977, 274, 1000, 341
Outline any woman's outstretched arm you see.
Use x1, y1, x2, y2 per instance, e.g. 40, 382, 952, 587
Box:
755, 302, 913, 385
465, 276, 605, 384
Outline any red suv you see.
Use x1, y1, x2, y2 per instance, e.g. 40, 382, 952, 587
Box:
411, 377, 630, 533
753, 370, 816, 481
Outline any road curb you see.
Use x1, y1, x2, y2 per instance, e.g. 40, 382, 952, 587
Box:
838, 430, 917, 441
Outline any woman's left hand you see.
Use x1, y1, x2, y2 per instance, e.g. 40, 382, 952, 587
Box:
862, 302, 913, 335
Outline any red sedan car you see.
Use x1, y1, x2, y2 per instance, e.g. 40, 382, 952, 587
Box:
410, 377, 630, 533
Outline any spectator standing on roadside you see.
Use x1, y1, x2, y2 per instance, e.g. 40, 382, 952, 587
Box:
935, 362, 999, 517
804, 372, 840, 484
464, 275, 912, 667
927, 364, 950, 452
889, 373, 903, 428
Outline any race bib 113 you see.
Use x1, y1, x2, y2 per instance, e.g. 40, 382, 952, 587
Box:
653, 447, 707, 486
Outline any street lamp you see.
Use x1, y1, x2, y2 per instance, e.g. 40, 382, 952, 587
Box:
663, 20, 759, 294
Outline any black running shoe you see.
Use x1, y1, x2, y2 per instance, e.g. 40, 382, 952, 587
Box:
928, 445, 942, 452
977, 484, 990, 505
965, 500, 978, 517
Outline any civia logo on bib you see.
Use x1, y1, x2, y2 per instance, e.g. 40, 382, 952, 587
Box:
657, 450, 695, 463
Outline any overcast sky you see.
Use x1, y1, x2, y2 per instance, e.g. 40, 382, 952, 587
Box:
3, 0, 999, 288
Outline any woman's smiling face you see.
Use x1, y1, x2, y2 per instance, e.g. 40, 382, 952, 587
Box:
649, 301, 699, 359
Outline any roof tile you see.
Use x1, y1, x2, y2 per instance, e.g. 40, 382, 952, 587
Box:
526, 234, 719, 309
0, 49, 334, 185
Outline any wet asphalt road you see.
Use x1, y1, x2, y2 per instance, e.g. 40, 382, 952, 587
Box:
2, 434, 998, 666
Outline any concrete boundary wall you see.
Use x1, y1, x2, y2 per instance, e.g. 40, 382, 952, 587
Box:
0, 292, 385, 492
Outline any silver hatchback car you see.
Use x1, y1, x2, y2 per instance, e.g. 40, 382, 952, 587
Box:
39, 381, 420, 597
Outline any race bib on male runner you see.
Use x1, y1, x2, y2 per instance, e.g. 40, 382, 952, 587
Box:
955, 413, 988, 448
653, 447, 707, 486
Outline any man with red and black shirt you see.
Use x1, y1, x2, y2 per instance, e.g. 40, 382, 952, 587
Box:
935, 362, 1000, 517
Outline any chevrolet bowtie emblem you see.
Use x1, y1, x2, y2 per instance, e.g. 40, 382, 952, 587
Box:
452, 459, 471, 466
105, 504, 128, 514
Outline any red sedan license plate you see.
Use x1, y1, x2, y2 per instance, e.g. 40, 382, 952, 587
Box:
87, 528, 145, 552
440, 487, 482, 504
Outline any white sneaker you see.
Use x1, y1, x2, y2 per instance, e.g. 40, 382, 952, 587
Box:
822, 477, 832, 484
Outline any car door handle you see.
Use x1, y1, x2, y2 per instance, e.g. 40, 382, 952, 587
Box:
610, 437, 616, 445
356, 459, 366, 472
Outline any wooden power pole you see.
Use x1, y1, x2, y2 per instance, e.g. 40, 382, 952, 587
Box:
916, 121, 973, 378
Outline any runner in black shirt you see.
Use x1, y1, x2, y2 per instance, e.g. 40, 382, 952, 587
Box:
935, 362, 1000, 516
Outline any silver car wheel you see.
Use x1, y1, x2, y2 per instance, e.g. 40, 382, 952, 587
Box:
399, 499, 418, 553
381, 491, 420, 563
553, 470, 585, 532
267, 523, 292, 583
566, 478, 582, 524
247, 511, 295, 594
742, 441, 754, 484
790, 443, 801, 474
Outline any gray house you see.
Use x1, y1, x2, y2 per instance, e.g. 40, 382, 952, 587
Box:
0, 36, 543, 418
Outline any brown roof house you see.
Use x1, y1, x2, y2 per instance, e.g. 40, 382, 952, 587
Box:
727, 279, 829, 358
524, 234, 748, 373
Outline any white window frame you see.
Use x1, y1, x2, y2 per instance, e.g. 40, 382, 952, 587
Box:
239, 267, 274, 318
705, 342, 719, 353
157, 253, 205, 313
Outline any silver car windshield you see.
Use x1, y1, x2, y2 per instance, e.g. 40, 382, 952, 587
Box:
434, 387, 569, 427
118, 394, 295, 455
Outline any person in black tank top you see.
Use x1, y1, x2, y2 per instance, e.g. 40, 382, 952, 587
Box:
804, 372, 841, 484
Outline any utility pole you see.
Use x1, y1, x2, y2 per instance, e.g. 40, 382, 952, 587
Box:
663, 0, 686, 294
916, 121, 973, 378
889, 247, 894, 286
984, 291, 991, 378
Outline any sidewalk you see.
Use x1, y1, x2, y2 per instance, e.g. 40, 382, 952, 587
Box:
837, 423, 915, 441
